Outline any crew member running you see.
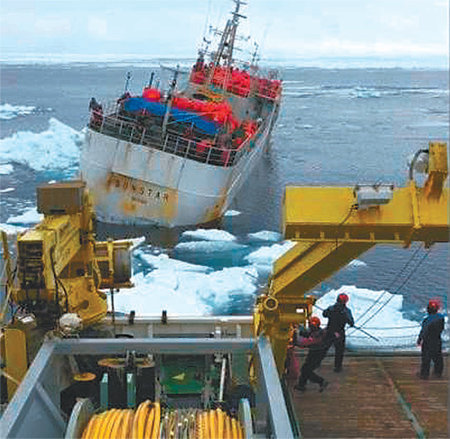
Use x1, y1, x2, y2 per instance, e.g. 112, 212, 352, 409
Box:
417, 299, 445, 379
294, 316, 328, 392
322, 293, 354, 372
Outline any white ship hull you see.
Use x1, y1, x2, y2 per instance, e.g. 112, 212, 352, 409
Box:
80, 107, 277, 227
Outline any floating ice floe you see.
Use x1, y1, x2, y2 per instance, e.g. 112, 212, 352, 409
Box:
0, 118, 82, 172
244, 241, 296, 277
174, 240, 246, 253
223, 210, 241, 217
181, 228, 236, 242
136, 250, 211, 273
112, 262, 258, 316
247, 231, 282, 242
7, 207, 43, 225
346, 259, 367, 268
0, 103, 36, 120
0, 164, 14, 175
0, 223, 28, 235
314, 285, 421, 350
245, 241, 295, 266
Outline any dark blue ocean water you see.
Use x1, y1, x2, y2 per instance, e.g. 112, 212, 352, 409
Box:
0, 65, 449, 328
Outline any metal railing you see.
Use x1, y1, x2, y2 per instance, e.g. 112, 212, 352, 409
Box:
88, 103, 262, 168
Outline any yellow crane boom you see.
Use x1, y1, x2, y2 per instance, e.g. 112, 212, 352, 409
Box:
255, 142, 449, 373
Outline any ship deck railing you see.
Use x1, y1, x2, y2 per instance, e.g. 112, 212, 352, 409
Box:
88, 103, 260, 168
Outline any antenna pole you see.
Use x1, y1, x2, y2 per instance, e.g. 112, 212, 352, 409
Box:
124, 71, 132, 93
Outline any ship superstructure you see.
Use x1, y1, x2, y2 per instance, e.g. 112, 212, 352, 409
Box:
80, 0, 282, 227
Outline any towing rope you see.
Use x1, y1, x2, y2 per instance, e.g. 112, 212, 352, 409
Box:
81, 401, 244, 439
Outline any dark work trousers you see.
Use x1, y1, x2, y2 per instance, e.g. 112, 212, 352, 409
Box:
297, 350, 325, 387
420, 342, 443, 378
324, 331, 346, 370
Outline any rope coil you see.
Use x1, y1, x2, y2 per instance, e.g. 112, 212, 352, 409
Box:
81, 401, 244, 439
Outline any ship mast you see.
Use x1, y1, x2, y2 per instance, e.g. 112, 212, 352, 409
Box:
213, 0, 246, 67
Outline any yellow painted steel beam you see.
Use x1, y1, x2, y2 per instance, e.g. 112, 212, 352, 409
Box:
259, 142, 449, 375
424, 141, 448, 199
271, 241, 374, 298
4, 328, 27, 401
283, 186, 449, 245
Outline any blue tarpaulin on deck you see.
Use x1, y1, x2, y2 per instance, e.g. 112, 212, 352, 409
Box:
124, 97, 220, 135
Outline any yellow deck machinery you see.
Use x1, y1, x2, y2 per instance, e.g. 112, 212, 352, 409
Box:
1, 181, 132, 400
254, 141, 448, 374
0, 142, 448, 439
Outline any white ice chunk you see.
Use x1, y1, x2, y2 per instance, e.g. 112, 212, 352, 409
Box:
136, 251, 211, 273
181, 228, 236, 242
174, 241, 246, 253
0, 164, 13, 175
346, 259, 367, 268
112, 265, 257, 316
0, 103, 36, 120
223, 210, 241, 217
7, 207, 43, 225
0, 223, 28, 235
315, 285, 421, 350
245, 241, 295, 266
0, 118, 82, 171
247, 231, 282, 242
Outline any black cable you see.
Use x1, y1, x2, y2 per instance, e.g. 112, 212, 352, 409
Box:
356, 249, 431, 329
50, 249, 69, 313
335, 203, 358, 248
352, 243, 423, 327
408, 149, 429, 181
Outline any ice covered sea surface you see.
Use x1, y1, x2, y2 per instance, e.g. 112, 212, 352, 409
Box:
0, 65, 448, 349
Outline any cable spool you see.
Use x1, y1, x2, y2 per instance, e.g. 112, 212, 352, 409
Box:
77, 401, 246, 439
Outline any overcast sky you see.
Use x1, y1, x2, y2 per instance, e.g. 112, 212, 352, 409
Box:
0, 0, 448, 66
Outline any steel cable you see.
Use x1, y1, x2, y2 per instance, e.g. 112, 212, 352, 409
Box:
355, 248, 431, 331
352, 243, 423, 329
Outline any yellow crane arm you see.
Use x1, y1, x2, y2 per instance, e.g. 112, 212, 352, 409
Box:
256, 142, 449, 374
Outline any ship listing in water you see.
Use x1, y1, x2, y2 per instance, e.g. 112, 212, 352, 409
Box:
80, 0, 282, 227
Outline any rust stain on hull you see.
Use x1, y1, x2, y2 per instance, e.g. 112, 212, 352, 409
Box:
106, 172, 178, 221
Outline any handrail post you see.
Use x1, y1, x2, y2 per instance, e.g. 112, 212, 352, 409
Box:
162, 134, 168, 152
185, 140, 190, 158
206, 146, 213, 164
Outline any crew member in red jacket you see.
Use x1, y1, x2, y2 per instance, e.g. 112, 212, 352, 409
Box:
294, 316, 329, 392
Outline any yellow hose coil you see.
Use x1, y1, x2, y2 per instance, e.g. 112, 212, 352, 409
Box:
81, 413, 96, 439
143, 404, 154, 439
80, 403, 245, 439
225, 414, 232, 439
151, 402, 160, 439
132, 401, 150, 439
93, 413, 108, 439
209, 409, 217, 439
231, 417, 238, 439
109, 410, 125, 439
217, 409, 224, 439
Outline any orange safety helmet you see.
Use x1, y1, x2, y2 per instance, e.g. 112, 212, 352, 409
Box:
427, 299, 440, 314
337, 293, 349, 304
309, 316, 321, 328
